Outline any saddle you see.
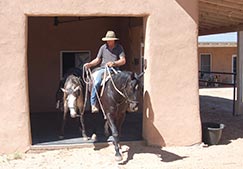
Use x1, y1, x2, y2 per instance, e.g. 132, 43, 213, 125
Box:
90, 67, 120, 96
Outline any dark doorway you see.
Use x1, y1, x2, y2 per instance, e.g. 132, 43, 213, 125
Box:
27, 16, 145, 145
31, 111, 143, 145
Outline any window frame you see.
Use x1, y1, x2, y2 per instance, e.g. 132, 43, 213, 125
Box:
60, 50, 91, 79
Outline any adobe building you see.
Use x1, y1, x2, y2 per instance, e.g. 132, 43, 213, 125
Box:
2, 0, 243, 154
198, 42, 237, 84
0, 0, 200, 153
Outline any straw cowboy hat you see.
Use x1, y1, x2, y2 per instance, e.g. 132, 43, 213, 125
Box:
102, 31, 119, 41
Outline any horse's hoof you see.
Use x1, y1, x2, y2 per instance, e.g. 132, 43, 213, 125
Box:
115, 155, 123, 162
59, 135, 64, 139
91, 134, 97, 141
83, 137, 88, 141
107, 136, 114, 142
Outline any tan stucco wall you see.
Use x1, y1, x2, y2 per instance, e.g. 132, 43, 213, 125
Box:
0, 0, 200, 153
143, 0, 200, 147
198, 47, 237, 83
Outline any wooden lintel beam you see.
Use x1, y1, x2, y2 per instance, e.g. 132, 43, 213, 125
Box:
199, 23, 243, 35
200, 0, 243, 11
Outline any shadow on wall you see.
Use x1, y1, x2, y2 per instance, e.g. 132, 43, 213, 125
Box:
143, 91, 165, 146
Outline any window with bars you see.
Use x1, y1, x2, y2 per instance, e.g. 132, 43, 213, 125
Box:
60, 51, 91, 79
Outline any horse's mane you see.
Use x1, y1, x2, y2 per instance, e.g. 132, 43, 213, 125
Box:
111, 71, 133, 89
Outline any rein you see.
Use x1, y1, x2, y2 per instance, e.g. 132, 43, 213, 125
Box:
106, 66, 139, 104
83, 66, 107, 119
105, 66, 126, 98
83, 65, 131, 119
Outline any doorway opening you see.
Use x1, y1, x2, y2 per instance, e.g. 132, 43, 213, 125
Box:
27, 16, 146, 145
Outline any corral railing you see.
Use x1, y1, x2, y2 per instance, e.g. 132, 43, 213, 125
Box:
199, 71, 237, 116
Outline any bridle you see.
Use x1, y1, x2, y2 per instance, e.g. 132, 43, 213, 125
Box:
113, 78, 139, 103
64, 78, 83, 117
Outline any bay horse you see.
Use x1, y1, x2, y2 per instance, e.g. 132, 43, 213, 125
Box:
58, 72, 87, 140
100, 70, 143, 161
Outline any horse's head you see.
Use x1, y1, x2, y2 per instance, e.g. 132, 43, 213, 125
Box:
61, 85, 81, 118
123, 72, 144, 112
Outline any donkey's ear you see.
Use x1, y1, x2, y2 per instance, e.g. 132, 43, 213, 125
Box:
74, 86, 80, 92
61, 88, 66, 93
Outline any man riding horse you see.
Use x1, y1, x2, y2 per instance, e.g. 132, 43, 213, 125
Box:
84, 31, 143, 161
84, 30, 126, 113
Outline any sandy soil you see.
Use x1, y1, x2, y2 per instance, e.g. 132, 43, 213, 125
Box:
1, 87, 243, 169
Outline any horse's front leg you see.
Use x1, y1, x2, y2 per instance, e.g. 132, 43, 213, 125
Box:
59, 111, 67, 139
107, 113, 123, 161
104, 120, 110, 137
90, 113, 98, 141
79, 112, 88, 141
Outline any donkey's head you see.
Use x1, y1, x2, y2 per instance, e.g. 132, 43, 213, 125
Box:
62, 85, 81, 118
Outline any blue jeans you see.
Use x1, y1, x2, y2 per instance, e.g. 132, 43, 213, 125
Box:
90, 68, 106, 106
91, 67, 118, 106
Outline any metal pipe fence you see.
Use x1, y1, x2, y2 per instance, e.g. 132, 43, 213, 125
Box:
199, 71, 237, 116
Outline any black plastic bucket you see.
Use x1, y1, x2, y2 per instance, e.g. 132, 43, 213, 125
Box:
202, 122, 225, 145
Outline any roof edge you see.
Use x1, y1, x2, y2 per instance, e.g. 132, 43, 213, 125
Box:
198, 42, 237, 47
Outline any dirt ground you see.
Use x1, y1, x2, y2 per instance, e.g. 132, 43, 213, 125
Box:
1, 87, 243, 169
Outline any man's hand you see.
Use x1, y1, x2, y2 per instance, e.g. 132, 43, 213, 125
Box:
106, 61, 115, 67
83, 63, 92, 69
84, 58, 101, 69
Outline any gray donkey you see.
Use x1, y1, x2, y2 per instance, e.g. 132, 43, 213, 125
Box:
60, 75, 87, 140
